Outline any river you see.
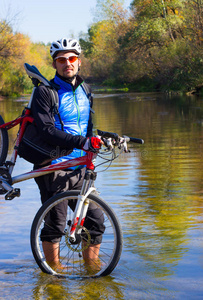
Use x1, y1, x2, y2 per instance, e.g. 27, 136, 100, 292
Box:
0, 92, 202, 299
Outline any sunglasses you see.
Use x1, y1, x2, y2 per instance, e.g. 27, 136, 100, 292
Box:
54, 56, 78, 64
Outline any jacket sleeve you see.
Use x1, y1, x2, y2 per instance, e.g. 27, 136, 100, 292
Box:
31, 85, 86, 149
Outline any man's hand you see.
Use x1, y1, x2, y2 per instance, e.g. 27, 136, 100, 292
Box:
83, 137, 103, 152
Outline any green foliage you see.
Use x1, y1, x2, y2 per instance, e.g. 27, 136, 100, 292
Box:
0, 0, 203, 96
0, 19, 54, 96
83, 0, 203, 92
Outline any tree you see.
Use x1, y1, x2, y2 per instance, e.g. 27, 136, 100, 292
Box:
80, 0, 129, 83
117, 0, 203, 91
184, 0, 203, 45
0, 18, 53, 96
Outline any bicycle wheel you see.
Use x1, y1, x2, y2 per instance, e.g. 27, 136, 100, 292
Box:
30, 190, 123, 278
0, 115, 9, 165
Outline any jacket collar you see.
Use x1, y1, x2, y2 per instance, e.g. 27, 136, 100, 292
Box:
55, 72, 84, 90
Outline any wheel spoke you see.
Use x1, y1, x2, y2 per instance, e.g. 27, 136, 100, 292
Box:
31, 191, 122, 278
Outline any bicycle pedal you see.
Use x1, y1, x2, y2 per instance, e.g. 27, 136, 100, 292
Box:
5, 188, 21, 200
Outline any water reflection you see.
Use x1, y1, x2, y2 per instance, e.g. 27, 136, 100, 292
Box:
93, 92, 203, 296
32, 271, 125, 300
0, 93, 203, 299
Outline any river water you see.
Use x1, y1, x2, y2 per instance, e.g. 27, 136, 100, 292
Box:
0, 92, 202, 299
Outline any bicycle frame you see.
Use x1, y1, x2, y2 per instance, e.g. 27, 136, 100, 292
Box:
0, 88, 36, 174
11, 151, 97, 243
0, 86, 100, 243
1, 110, 33, 169
0, 115, 97, 197
0, 106, 98, 243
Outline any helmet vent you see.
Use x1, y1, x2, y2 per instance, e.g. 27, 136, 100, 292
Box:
53, 43, 59, 49
71, 42, 77, 47
63, 39, 67, 47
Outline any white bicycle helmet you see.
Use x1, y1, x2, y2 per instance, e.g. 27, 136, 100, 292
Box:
50, 38, 81, 58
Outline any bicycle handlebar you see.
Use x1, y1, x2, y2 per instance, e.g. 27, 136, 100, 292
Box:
97, 129, 144, 144
123, 135, 144, 144
97, 129, 119, 141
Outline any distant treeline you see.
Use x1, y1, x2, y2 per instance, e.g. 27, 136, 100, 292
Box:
1, 0, 203, 96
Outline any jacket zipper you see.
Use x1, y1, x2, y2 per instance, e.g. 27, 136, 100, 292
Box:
73, 88, 82, 135
73, 88, 84, 169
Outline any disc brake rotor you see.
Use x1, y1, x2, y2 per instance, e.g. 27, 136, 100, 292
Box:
65, 226, 91, 252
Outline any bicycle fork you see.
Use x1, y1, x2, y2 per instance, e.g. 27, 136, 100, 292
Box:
68, 169, 97, 243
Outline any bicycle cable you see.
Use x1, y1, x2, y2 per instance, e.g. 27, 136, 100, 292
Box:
95, 147, 124, 173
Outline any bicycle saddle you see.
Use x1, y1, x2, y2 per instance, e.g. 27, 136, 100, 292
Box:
24, 63, 59, 89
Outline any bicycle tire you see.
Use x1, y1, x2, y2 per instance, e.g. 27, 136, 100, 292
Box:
0, 115, 9, 165
30, 190, 123, 278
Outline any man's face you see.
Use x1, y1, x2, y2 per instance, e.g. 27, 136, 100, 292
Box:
52, 51, 81, 79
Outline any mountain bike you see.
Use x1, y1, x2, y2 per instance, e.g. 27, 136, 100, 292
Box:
0, 64, 144, 278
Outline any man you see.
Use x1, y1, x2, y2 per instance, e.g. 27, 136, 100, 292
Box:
32, 38, 104, 268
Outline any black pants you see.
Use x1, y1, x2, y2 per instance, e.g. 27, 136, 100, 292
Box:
34, 167, 105, 244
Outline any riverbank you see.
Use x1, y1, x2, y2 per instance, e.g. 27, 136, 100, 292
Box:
1, 82, 203, 99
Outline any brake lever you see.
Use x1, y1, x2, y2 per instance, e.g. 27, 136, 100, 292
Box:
99, 136, 114, 151
119, 137, 130, 153
98, 135, 130, 153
